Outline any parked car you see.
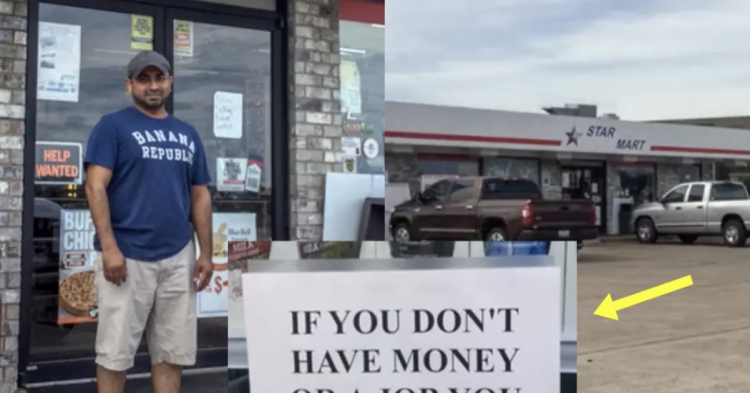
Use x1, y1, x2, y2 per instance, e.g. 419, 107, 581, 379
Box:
631, 181, 750, 247
389, 177, 599, 243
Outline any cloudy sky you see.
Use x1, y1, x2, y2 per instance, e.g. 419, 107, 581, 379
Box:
385, 0, 750, 121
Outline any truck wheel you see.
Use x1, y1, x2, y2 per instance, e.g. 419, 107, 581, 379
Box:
635, 218, 658, 244
722, 219, 747, 247
678, 235, 698, 244
485, 227, 508, 242
392, 223, 413, 242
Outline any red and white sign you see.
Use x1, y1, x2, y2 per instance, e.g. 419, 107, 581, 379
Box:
385, 102, 750, 160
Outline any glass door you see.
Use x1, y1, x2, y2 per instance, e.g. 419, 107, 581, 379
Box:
23, 1, 281, 386
25, 1, 164, 384
166, 10, 275, 240
164, 8, 277, 370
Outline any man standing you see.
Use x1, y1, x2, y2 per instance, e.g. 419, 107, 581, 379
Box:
84, 51, 214, 393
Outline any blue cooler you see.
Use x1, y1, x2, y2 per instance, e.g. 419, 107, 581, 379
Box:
484, 241, 550, 256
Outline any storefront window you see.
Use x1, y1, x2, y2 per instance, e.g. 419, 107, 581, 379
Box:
482, 157, 541, 185
340, 20, 384, 174
717, 161, 750, 189
612, 164, 656, 206
417, 158, 479, 176
677, 164, 701, 183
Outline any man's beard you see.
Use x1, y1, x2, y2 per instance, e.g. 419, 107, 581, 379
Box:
133, 94, 165, 110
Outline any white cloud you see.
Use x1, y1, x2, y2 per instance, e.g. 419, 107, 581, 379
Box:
386, 0, 750, 120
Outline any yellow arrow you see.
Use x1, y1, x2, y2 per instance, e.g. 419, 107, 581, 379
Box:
594, 275, 694, 320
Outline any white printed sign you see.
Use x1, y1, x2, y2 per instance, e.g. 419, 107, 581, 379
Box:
213, 91, 243, 139
243, 267, 560, 392
216, 157, 247, 192
341, 136, 361, 156
38, 22, 81, 102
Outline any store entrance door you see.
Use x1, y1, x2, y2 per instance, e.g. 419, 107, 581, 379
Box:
22, 0, 281, 387
561, 161, 607, 233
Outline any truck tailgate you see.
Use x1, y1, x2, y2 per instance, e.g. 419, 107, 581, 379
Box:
531, 200, 593, 228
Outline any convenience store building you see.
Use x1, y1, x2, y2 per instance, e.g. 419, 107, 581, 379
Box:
385, 101, 750, 235
0, 0, 384, 391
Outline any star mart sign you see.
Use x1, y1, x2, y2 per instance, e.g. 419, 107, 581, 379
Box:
566, 125, 647, 151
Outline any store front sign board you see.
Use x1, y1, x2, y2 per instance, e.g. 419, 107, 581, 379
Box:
35, 142, 83, 185
243, 258, 561, 392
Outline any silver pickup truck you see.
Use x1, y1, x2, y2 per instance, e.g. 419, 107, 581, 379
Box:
631, 181, 750, 247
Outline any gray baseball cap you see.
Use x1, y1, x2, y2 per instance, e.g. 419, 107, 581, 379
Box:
127, 51, 171, 78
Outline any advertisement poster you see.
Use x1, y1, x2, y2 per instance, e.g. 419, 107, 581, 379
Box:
37, 22, 81, 102
243, 262, 561, 392
131, 15, 154, 50
340, 60, 362, 116
196, 213, 257, 318
35, 142, 82, 185
228, 241, 271, 338
245, 159, 262, 193
174, 20, 194, 57
58, 209, 97, 324
216, 157, 247, 192
213, 91, 243, 139
298, 242, 360, 259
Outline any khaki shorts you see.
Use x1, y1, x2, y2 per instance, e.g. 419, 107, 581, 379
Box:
94, 241, 197, 371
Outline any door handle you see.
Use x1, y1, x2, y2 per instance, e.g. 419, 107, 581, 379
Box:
435, 205, 443, 210
697, 206, 703, 209
465, 205, 474, 210
675, 207, 682, 210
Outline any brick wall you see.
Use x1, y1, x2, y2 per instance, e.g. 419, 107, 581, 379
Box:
288, 0, 342, 240
0, 1, 25, 391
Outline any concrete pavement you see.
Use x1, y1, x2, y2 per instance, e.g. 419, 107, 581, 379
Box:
578, 240, 750, 392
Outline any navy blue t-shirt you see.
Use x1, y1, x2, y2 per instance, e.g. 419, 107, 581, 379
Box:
84, 107, 211, 261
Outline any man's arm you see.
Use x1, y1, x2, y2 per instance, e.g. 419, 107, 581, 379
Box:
191, 185, 212, 259
86, 165, 118, 252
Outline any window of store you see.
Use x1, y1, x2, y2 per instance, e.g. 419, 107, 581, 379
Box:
716, 161, 750, 189
23, 0, 284, 385
677, 164, 701, 183
482, 157, 541, 185
340, 0, 384, 174
417, 155, 480, 177
611, 163, 656, 206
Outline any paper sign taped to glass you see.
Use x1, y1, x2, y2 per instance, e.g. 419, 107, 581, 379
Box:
37, 22, 81, 103
131, 14, 154, 50
340, 60, 362, 115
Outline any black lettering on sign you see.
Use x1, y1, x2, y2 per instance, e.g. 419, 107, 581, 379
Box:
616, 139, 646, 150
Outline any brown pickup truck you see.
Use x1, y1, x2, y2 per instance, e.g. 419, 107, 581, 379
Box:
389, 177, 599, 242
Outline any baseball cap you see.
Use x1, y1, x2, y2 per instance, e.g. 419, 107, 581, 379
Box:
127, 51, 172, 78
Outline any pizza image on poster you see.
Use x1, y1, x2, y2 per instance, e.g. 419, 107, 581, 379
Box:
59, 270, 97, 320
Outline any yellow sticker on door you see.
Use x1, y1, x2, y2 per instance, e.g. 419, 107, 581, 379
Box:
131, 14, 154, 51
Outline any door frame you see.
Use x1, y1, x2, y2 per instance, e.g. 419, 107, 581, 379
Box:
21, 0, 287, 385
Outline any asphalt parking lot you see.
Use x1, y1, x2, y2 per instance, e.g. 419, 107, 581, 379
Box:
578, 239, 750, 393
